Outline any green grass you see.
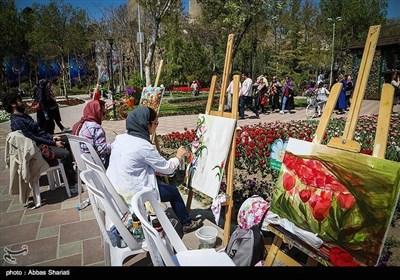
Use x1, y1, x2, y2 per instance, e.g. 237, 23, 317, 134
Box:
295, 97, 308, 107
159, 104, 206, 116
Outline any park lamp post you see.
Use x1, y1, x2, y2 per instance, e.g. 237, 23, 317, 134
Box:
107, 37, 117, 120
327, 16, 342, 88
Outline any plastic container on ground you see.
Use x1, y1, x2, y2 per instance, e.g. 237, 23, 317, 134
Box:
195, 226, 218, 249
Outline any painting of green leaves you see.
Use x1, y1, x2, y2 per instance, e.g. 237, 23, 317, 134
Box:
270, 138, 400, 266
186, 114, 236, 198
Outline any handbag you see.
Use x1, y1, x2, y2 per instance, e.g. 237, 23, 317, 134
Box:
261, 95, 268, 106
31, 101, 40, 111
38, 144, 59, 166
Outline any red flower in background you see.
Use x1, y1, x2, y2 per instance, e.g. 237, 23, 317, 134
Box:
329, 247, 359, 267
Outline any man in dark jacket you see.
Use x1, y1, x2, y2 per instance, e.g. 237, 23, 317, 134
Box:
3, 93, 77, 189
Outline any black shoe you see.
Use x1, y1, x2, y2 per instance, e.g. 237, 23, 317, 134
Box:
182, 220, 202, 233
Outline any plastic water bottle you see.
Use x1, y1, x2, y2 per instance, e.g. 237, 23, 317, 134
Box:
179, 157, 186, 170
75, 198, 90, 211
132, 214, 144, 241
152, 218, 173, 254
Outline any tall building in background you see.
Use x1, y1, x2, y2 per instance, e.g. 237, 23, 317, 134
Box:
189, 0, 202, 20
127, 0, 138, 22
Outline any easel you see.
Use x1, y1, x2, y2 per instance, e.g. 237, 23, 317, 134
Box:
185, 34, 239, 245
264, 25, 396, 266
150, 59, 164, 146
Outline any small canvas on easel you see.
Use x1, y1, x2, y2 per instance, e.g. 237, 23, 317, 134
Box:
270, 138, 400, 266
139, 86, 165, 112
186, 114, 236, 199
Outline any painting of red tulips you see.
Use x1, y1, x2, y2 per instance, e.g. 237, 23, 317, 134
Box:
270, 138, 400, 266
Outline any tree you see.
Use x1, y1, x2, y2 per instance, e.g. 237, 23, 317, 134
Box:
198, 0, 266, 62
27, 0, 90, 98
139, 0, 174, 86
320, 0, 388, 50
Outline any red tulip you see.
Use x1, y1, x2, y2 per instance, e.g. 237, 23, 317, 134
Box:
337, 192, 356, 210
283, 172, 296, 191
299, 189, 311, 202
309, 192, 332, 221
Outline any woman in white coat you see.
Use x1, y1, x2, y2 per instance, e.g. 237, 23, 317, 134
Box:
106, 106, 201, 233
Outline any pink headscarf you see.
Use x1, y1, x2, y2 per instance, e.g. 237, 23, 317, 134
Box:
72, 100, 104, 135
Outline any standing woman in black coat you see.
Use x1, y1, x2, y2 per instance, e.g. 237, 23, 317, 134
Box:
35, 80, 70, 134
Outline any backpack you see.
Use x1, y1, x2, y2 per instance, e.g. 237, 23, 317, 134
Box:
225, 195, 269, 266
225, 224, 265, 266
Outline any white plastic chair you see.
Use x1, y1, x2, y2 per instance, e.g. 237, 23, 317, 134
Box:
66, 135, 105, 202
80, 154, 128, 215
131, 188, 235, 266
7, 131, 71, 208
79, 170, 146, 266
13, 158, 71, 208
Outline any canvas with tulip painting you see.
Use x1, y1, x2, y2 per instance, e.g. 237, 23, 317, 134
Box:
270, 138, 400, 266
185, 114, 236, 199
139, 86, 165, 112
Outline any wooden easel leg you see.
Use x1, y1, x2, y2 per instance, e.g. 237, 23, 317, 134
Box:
305, 257, 318, 266
264, 235, 283, 266
152, 133, 169, 184
373, 84, 394, 159
186, 188, 193, 212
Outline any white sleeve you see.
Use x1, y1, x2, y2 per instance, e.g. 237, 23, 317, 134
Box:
227, 81, 232, 94
144, 144, 180, 175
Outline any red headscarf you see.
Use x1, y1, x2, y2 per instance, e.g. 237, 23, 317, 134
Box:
72, 100, 104, 135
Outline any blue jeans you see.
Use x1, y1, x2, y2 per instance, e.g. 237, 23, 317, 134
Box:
157, 180, 191, 225
281, 96, 288, 111
239, 96, 258, 118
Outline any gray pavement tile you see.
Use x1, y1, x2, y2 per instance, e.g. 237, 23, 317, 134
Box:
35, 253, 82, 266
58, 241, 82, 259
59, 219, 100, 245
0, 222, 40, 247
82, 237, 104, 265
0, 210, 24, 227
21, 213, 42, 225
37, 225, 60, 240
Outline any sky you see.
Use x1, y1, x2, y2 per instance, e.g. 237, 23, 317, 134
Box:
15, 0, 400, 20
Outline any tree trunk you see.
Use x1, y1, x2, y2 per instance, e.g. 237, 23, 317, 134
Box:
232, 16, 253, 61
60, 54, 68, 99
144, 19, 160, 86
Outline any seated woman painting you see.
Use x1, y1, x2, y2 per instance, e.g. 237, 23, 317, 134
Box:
106, 106, 201, 233
72, 100, 111, 168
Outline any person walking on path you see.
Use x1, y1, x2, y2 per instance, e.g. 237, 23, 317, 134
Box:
239, 72, 259, 119
280, 75, 295, 114
335, 74, 347, 114
391, 73, 400, 108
